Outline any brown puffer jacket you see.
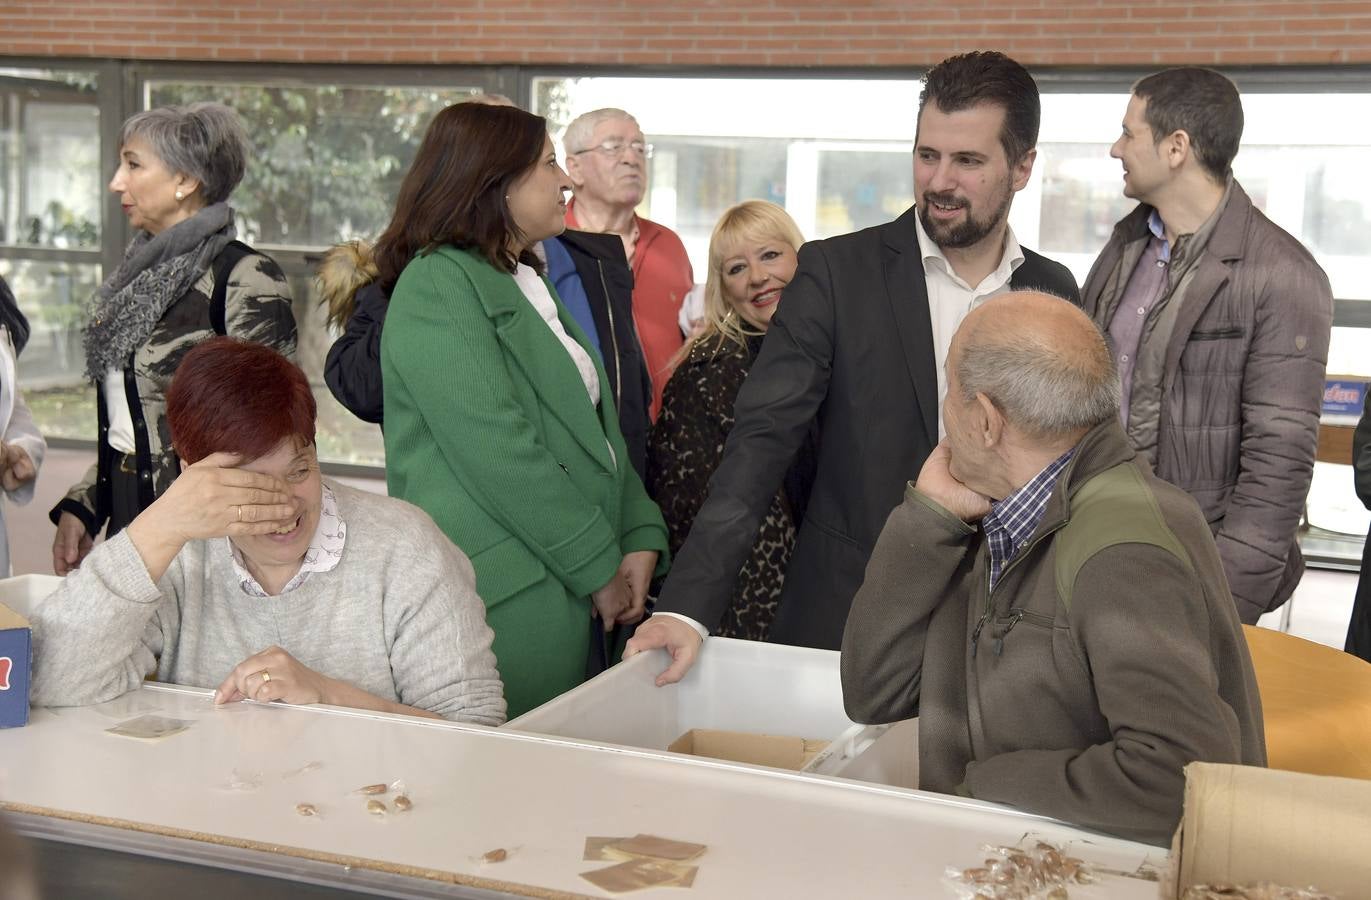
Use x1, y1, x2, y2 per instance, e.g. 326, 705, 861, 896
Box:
1081, 181, 1333, 623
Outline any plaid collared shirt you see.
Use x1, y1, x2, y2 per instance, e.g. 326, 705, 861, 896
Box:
981, 448, 1076, 591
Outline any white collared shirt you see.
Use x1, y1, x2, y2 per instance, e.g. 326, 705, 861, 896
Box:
512, 261, 616, 468
229, 482, 346, 597
914, 213, 1025, 438
513, 262, 601, 409
104, 367, 137, 455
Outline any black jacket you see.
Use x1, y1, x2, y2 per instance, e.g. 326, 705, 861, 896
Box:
324, 281, 388, 425
1349, 393, 1371, 661
556, 230, 651, 481
654, 206, 1081, 650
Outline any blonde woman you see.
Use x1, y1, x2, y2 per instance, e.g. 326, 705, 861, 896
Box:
646, 201, 812, 641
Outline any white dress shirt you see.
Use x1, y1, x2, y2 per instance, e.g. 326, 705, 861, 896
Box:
104, 368, 137, 454
914, 213, 1024, 438
513, 263, 601, 408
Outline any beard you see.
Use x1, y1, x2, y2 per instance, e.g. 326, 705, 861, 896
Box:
918, 174, 1014, 251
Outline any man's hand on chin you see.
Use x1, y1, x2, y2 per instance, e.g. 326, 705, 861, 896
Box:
915, 441, 993, 523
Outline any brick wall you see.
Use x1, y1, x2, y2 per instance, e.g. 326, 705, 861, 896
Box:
2, 0, 1369, 67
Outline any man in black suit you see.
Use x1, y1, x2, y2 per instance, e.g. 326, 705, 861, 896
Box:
625, 51, 1081, 683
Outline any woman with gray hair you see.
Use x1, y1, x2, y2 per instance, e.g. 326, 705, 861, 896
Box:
49, 102, 297, 575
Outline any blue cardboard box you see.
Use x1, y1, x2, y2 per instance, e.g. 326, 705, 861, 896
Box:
0, 601, 30, 728
1323, 379, 1369, 419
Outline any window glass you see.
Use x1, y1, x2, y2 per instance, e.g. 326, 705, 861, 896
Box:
282, 272, 386, 467
814, 144, 913, 238
0, 68, 101, 248
137, 80, 487, 467
0, 68, 102, 440
534, 76, 918, 274
537, 76, 1371, 546
1035, 92, 1371, 305
0, 258, 100, 439
145, 82, 483, 248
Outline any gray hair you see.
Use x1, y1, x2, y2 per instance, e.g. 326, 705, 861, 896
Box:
464, 92, 516, 108
119, 102, 250, 205
957, 297, 1121, 437
563, 107, 638, 154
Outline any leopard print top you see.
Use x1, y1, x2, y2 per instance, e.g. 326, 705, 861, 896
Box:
646, 334, 797, 640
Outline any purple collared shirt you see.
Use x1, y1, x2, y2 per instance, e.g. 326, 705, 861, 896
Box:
982, 448, 1076, 591
1108, 210, 1170, 425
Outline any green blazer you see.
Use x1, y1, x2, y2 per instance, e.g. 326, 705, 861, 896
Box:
381, 245, 669, 714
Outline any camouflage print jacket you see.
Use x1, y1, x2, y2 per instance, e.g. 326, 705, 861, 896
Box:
51, 249, 297, 537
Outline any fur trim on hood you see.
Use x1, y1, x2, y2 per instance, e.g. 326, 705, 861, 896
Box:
317, 240, 379, 331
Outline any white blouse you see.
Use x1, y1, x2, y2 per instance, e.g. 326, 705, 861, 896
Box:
512, 263, 601, 408
103, 367, 137, 455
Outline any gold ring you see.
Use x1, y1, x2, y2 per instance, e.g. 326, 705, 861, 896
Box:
234, 505, 243, 523
257, 669, 271, 683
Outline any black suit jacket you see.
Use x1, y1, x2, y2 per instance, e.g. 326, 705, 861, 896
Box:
654, 206, 1081, 649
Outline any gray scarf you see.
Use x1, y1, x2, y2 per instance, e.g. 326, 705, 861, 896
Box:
83, 202, 235, 381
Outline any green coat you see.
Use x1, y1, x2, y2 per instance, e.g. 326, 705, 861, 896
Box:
381, 245, 669, 717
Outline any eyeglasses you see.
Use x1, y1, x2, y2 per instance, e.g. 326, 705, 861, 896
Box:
571, 139, 654, 160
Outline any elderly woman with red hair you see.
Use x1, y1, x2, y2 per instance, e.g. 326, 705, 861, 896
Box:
31, 337, 505, 724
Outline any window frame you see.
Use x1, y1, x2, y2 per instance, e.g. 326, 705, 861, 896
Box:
5, 55, 1371, 473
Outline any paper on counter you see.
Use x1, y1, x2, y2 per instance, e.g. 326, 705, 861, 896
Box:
581, 833, 706, 892
580, 858, 698, 893
105, 714, 194, 740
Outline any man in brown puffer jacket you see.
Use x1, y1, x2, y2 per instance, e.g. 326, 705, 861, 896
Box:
1082, 67, 1333, 624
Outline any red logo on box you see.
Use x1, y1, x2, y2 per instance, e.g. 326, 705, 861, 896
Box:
0, 656, 9, 690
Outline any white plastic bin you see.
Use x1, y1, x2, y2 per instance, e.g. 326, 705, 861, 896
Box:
0, 574, 63, 618
507, 635, 920, 785
508, 637, 851, 752
807, 718, 919, 788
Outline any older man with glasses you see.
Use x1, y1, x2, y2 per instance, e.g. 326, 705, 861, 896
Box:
564, 108, 694, 420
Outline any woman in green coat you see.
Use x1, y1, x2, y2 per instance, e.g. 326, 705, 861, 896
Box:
375, 102, 669, 717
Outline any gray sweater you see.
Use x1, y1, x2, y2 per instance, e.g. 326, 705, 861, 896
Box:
32, 481, 506, 725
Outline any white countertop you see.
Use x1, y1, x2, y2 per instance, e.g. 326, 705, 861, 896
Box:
0, 684, 1166, 898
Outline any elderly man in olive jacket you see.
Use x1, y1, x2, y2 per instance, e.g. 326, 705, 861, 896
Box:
1082, 67, 1333, 624
841, 292, 1265, 846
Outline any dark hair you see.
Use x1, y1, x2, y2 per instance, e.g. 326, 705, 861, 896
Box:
168, 337, 316, 465
1132, 67, 1243, 181
0, 275, 30, 356
918, 51, 1040, 165
374, 103, 548, 289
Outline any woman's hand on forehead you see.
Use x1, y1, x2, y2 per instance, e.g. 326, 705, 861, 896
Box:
124, 451, 299, 584
160, 451, 298, 542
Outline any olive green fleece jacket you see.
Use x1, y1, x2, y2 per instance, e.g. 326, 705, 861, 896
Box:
382, 245, 668, 717
841, 419, 1265, 846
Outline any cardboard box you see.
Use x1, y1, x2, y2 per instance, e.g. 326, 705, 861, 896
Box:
0, 575, 62, 729
0, 601, 31, 728
1169, 762, 1371, 898
668, 728, 828, 771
